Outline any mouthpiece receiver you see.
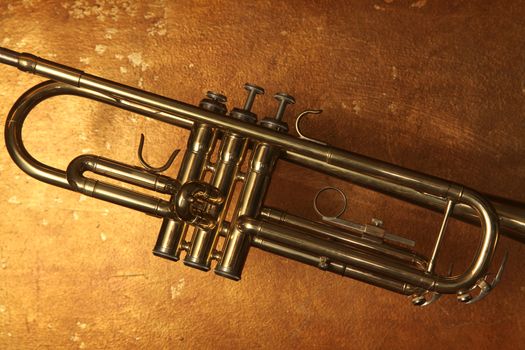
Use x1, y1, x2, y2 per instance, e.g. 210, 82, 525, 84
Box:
0, 47, 20, 67
0, 48, 39, 74
0, 47, 84, 85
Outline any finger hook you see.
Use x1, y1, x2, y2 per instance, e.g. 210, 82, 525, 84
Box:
138, 133, 180, 173
295, 110, 327, 145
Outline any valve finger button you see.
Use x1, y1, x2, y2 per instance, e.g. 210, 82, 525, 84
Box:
258, 92, 295, 132
200, 91, 228, 114
273, 92, 295, 121
243, 83, 264, 111
230, 83, 265, 123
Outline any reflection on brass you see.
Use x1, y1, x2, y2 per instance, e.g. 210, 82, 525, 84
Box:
1, 46, 524, 306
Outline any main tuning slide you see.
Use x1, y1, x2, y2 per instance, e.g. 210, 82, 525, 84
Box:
1, 46, 523, 306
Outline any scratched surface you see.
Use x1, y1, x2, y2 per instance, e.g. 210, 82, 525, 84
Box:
0, 0, 525, 349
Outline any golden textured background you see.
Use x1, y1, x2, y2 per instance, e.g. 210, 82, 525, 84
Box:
1, 0, 525, 349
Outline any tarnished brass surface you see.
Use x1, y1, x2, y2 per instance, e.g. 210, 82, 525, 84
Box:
1, 1, 525, 349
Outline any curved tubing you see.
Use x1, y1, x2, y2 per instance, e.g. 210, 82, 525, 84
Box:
4, 81, 192, 191
66, 155, 176, 218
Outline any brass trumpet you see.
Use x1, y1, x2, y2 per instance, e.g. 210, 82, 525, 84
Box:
1, 47, 524, 306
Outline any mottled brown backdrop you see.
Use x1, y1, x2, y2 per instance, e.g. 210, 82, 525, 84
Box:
1, 0, 524, 349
